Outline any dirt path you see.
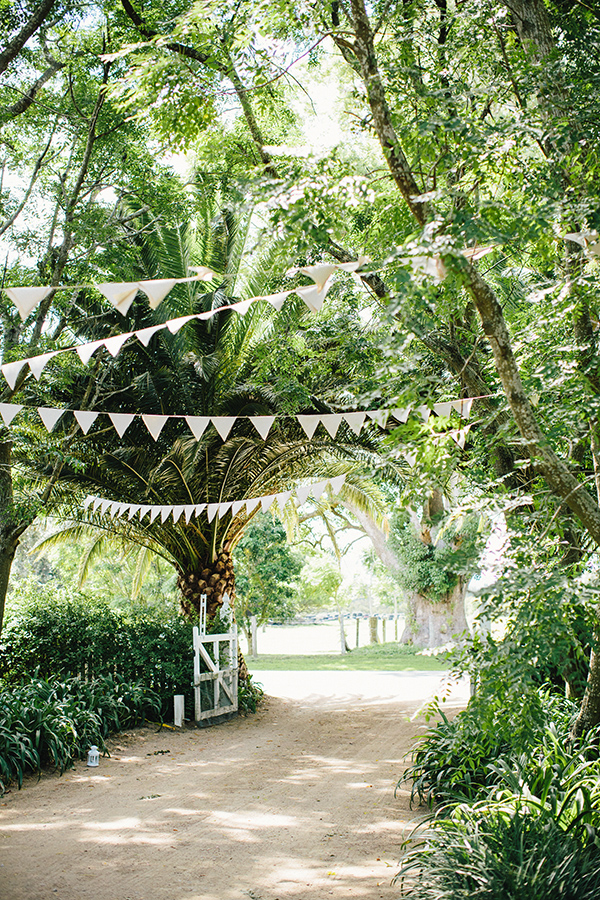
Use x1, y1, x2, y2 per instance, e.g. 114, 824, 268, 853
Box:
0, 674, 465, 900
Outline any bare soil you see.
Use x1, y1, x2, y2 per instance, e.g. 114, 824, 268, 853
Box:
0, 682, 444, 900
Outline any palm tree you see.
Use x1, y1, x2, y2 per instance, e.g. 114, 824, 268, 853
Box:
29, 196, 385, 626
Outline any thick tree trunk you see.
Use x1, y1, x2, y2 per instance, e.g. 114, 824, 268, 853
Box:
0, 440, 26, 635
401, 579, 469, 649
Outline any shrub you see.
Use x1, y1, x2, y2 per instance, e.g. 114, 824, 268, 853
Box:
0, 674, 161, 793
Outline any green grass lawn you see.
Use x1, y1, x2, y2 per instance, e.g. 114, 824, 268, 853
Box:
247, 642, 447, 671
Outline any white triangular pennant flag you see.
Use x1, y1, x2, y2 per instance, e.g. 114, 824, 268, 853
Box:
149, 506, 162, 523
172, 505, 184, 523
329, 474, 346, 494
262, 290, 290, 311
207, 502, 220, 522
274, 490, 292, 508
160, 506, 172, 523
118, 503, 130, 517
82, 495, 94, 510
321, 414, 343, 438
297, 415, 321, 439
391, 407, 411, 424
433, 401, 453, 418
37, 407, 64, 432
417, 405, 431, 421
403, 451, 417, 467
0, 403, 22, 426
135, 324, 165, 346
76, 339, 104, 365
96, 282, 139, 314
186, 416, 210, 440
251, 416, 275, 440
29, 351, 58, 381
184, 504, 196, 523
295, 282, 331, 313
311, 480, 328, 501
128, 504, 142, 520
167, 315, 194, 335
138, 505, 151, 520
231, 499, 246, 517
142, 414, 168, 441
218, 501, 232, 518
295, 484, 313, 506
5, 286, 52, 320
212, 416, 236, 440
452, 398, 474, 418
108, 412, 135, 437
104, 332, 133, 357
231, 299, 254, 315
299, 264, 337, 289
367, 409, 389, 428
343, 412, 366, 435
99, 499, 111, 515
91, 497, 103, 511
245, 497, 261, 514
109, 500, 121, 516
452, 425, 472, 449
260, 494, 276, 512
74, 410, 99, 434
138, 278, 177, 308
188, 266, 216, 281
195, 503, 206, 516
1, 360, 26, 390
335, 255, 370, 273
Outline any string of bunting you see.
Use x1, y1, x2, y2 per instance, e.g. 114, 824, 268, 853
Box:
0, 397, 476, 441
0, 259, 369, 390
82, 474, 348, 524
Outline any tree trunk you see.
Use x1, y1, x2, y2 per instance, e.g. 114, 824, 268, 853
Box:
400, 579, 469, 649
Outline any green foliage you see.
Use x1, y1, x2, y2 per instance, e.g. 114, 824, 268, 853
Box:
0, 673, 161, 793
237, 673, 264, 714
233, 513, 302, 631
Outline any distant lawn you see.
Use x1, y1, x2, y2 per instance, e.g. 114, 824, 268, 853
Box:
247, 642, 448, 671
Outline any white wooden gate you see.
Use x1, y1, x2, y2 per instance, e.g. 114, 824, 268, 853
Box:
193, 624, 238, 721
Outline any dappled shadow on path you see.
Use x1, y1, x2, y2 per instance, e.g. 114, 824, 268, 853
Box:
0, 693, 432, 900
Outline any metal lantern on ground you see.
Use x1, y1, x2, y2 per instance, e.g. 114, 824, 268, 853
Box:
87, 745, 100, 767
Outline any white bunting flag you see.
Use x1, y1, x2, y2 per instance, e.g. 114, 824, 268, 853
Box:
37, 407, 64, 432
295, 282, 330, 313
149, 506, 162, 523
416, 405, 431, 422
108, 412, 135, 437
403, 451, 417, 467
139, 279, 177, 308
231, 499, 246, 517
329, 474, 346, 494
321, 414, 343, 439
295, 483, 313, 507
142, 414, 168, 441
128, 504, 142, 520
74, 410, 99, 434
275, 490, 292, 508
29, 352, 58, 381
159, 506, 171, 523
211, 417, 236, 440
188, 266, 216, 281
96, 282, 139, 315
91, 497, 103, 511
194, 503, 206, 516
452, 425, 472, 449
245, 497, 261, 514
0, 403, 22, 426
452, 398, 474, 418
184, 504, 196, 523
135, 324, 165, 346
260, 494, 276, 512
76, 339, 104, 366
207, 503, 219, 522
104, 333, 133, 357
336, 255, 370, 272
391, 407, 411, 424
99, 499, 111, 515
231, 299, 254, 316
297, 415, 321, 439
343, 412, 366, 435
167, 315, 194, 335
82, 495, 94, 509
367, 409, 389, 428
251, 416, 275, 440
262, 290, 290, 311
186, 416, 210, 440
299, 264, 337, 289
138, 505, 151, 520
109, 500, 122, 516
5, 286, 52, 320
218, 501, 232, 518
433, 401, 453, 418
172, 505, 185, 523
1, 360, 26, 390
311, 480, 328, 501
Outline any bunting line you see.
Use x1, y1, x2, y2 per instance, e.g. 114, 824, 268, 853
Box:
82, 474, 348, 523
0, 397, 481, 439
